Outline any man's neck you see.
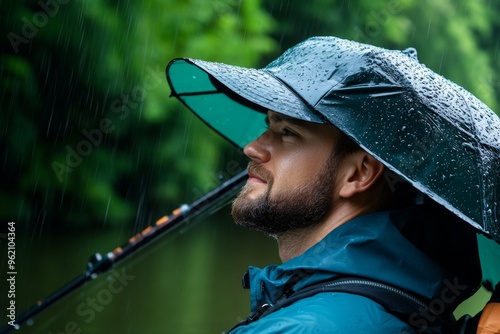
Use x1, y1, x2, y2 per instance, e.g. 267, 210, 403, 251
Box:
276, 203, 369, 262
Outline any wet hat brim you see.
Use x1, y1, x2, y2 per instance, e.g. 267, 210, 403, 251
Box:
166, 58, 325, 148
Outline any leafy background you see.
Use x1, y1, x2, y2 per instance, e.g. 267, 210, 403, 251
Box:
1, 0, 499, 333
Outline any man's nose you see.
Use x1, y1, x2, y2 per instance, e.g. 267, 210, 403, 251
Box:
243, 131, 271, 163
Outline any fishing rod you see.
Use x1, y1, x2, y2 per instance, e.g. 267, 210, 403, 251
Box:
0, 170, 248, 334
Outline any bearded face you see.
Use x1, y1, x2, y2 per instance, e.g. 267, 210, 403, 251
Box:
231, 153, 340, 236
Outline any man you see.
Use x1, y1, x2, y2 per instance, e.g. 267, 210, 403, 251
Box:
166, 36, 500, 333
231, 110, 388, 262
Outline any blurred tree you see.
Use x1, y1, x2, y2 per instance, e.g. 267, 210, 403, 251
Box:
0, 0, 275, 230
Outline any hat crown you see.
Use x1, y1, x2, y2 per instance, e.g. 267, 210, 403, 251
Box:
263, 37, 499, 149
264, 37, 405, 104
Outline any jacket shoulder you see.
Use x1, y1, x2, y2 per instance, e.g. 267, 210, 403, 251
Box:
229, 292, 416, 334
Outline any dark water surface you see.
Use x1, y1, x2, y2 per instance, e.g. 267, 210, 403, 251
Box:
2, 206, 278, 333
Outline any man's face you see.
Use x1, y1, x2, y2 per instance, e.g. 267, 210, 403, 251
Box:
232, 111, 343, 236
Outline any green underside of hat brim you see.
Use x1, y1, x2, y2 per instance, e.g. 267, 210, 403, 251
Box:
167, 59, 268, 148
166, 58, 330, 149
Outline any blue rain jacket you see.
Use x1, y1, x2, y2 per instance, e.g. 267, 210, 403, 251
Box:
228, 207, 478, 333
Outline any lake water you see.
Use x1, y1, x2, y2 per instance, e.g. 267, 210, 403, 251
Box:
2, 206, 279, 333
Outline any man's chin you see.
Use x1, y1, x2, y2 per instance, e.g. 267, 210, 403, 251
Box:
234, 184, 267, 205
231, 197, 261, 229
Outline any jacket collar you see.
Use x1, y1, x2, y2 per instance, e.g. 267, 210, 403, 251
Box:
244, 206, 474, 312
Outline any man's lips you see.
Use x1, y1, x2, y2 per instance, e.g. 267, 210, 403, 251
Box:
248, 171, 267, 184
246, 162, 272, 185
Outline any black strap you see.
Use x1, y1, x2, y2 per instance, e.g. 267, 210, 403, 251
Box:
228, 277, 456, 333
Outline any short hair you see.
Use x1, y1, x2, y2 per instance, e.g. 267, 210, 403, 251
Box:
334, 130, 362, 159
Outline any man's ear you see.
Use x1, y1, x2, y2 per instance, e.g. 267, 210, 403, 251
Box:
338, 152, 385, 198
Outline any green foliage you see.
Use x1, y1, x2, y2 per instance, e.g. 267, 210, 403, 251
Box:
1, 0, 499, 232
0, 0, 275, 229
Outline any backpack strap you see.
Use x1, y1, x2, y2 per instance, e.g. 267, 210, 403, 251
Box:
228, 276, 456, 333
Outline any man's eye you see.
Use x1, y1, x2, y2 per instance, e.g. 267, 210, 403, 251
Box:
281, 128, 296, 136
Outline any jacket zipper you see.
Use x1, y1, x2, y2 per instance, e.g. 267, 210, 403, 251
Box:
322, 278, 429, 309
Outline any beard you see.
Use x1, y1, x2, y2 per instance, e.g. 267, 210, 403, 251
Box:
231, 156, 340, 236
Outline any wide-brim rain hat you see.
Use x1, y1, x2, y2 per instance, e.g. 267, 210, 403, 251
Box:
166, 36, 500, 246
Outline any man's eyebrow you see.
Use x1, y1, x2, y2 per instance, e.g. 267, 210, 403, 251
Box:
265, 112, 307, 128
